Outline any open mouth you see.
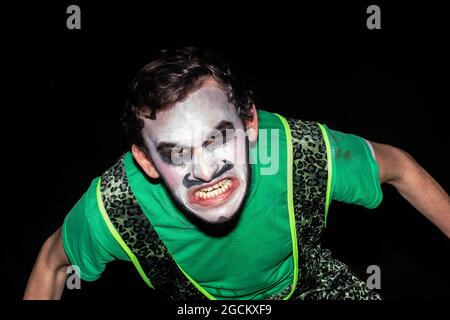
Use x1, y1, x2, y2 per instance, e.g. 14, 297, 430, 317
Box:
189, 177, 240, 207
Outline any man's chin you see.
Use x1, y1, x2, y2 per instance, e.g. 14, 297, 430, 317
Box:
185, 209, 243, 237
192, 211, 237, 225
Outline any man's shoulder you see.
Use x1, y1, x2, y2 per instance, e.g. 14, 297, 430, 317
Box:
99, 153, 134, 199
257, 110, 321, 133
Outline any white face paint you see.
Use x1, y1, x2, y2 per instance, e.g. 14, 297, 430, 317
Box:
141, 79, 250, 224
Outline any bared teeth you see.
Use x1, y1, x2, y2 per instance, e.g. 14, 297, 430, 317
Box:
196, 179, 232, 199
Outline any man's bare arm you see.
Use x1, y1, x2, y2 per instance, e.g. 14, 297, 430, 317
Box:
23, 227, 71, 299
372, 142, 450, 238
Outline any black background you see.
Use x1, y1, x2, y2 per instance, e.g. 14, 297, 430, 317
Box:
3, 1, 449, 300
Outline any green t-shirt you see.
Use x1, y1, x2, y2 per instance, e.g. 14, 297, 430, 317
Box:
62, 118, 382, 298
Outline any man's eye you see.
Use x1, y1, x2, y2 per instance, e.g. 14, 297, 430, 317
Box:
171, 147, 191, 164
204, 130, 229, 149
204, 134, 221, 149
160, 147, 191, 165
207, 135, 216, 144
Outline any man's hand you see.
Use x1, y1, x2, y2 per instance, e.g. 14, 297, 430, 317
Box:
23, 227, 71, 299
372, 142, 450, 238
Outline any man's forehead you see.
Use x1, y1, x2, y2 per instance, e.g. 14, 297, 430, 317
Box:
143, 84, 239, 144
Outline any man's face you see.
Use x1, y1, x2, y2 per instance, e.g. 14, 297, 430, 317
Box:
141, 79, 250, 224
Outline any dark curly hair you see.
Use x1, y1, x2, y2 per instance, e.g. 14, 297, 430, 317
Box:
123, 47, 254, 155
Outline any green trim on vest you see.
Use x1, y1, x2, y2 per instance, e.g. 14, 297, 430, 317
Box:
317, 123, 333, 226
177, 265, 217, 300
274, 113, 299, 300
95, 179, 155, 289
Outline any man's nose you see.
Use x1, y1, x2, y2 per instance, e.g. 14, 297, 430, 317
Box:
191, 149, 219, 182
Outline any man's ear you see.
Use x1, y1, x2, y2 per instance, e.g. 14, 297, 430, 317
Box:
246, 104, 258, 143
131, 144, 160, 179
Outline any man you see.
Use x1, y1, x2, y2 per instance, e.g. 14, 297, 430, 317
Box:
24, 47, 450, 300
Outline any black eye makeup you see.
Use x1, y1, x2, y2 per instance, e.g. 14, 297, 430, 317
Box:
158, 143, 192, 166
156, 121, 236, 166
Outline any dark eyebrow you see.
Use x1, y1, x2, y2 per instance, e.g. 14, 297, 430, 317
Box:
201, 121, 235, 148
213, 120, 235, 133
156, 142, 190, 153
